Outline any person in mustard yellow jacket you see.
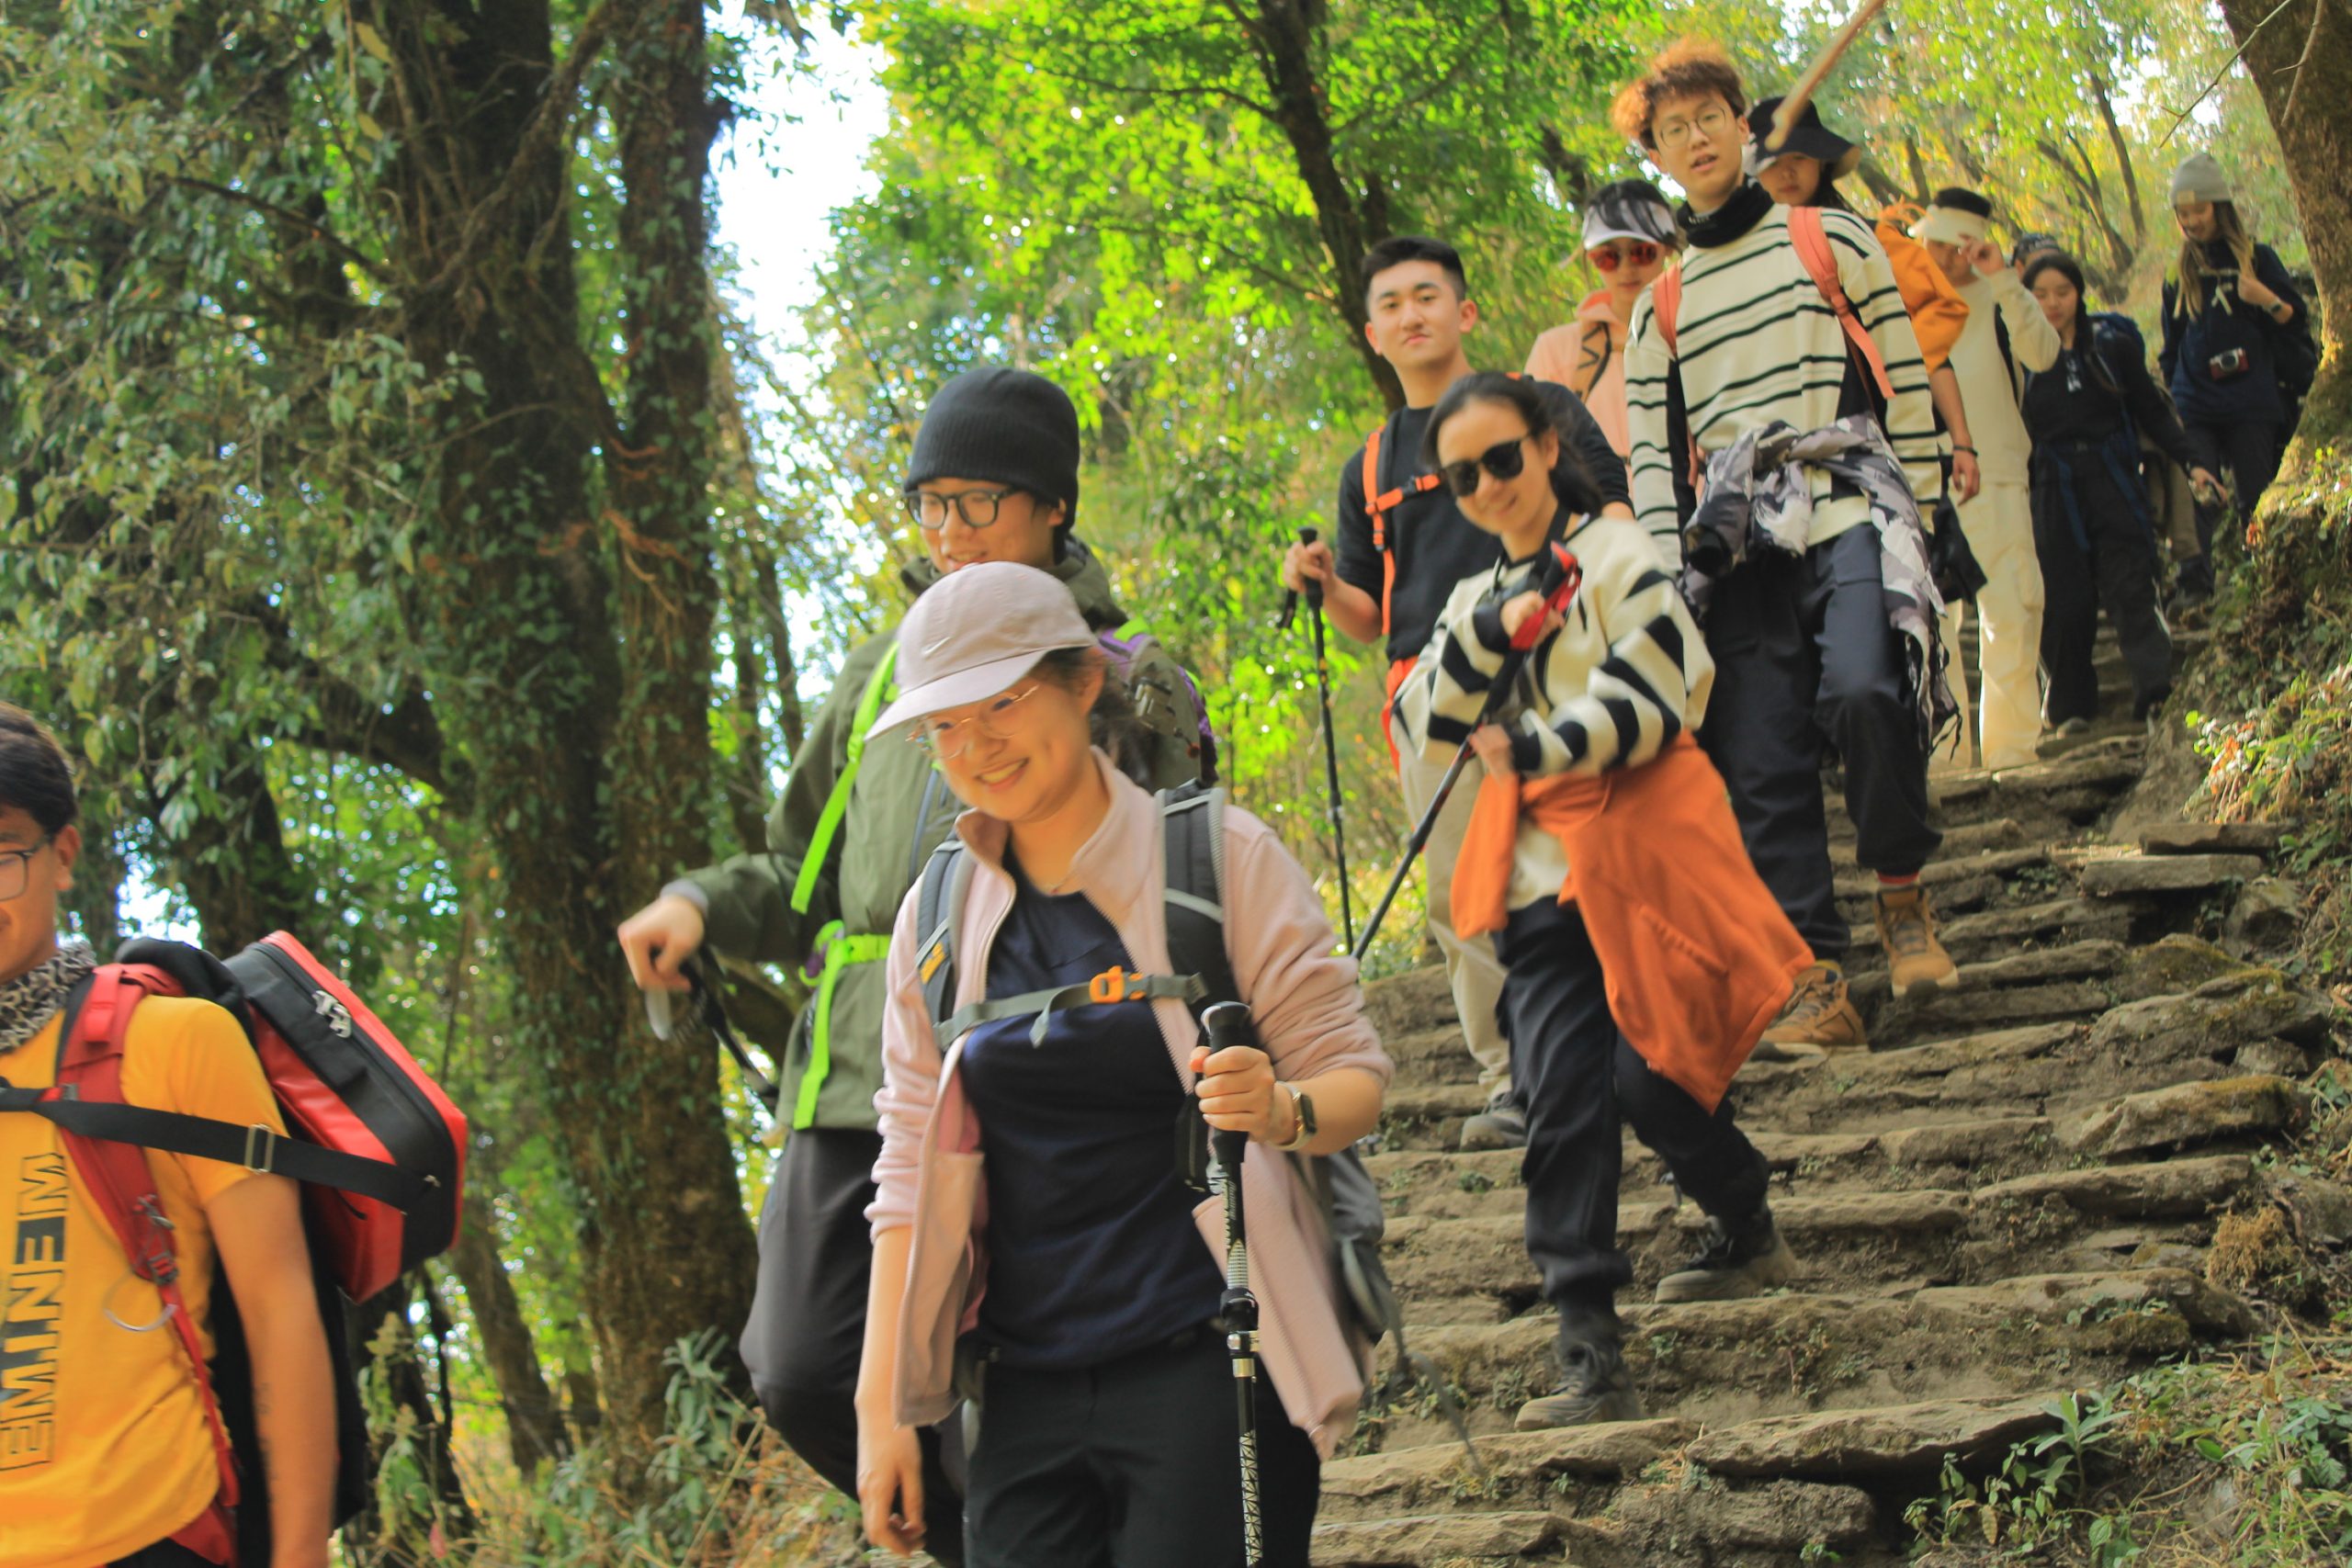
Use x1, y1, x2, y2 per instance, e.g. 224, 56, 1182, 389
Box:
1395, 373, 1813, 1434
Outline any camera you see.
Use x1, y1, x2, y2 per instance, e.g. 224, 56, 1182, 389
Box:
2208, 346, 2251, 381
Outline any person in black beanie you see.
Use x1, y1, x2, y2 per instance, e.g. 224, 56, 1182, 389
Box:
617, 367, 1209, 1562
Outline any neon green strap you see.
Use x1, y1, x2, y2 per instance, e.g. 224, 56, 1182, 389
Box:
793, 641, 902, 916
795, 920, 895, 1130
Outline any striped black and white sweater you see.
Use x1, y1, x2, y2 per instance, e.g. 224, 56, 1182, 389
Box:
1397, 513, 1713, 912
1625, 195, 1946, 559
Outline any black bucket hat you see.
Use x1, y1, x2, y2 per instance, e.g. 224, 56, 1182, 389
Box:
1747, 96, 1864, 180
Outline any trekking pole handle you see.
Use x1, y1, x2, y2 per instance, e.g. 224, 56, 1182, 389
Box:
1201, 1001, 1259, 1178
1298, 525, 1324, 610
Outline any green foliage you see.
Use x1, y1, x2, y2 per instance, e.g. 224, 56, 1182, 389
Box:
1904, 1392, 2136, 1559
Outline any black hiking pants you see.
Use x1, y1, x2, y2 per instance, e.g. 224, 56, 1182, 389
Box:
1697, 524, 1941, 964
739, 1126, 967, 1565
2031, 452, 2174, 726
2182, 416, 2282, 534
1498, 898, 1770, 1316
965, 1327, 1320, 1568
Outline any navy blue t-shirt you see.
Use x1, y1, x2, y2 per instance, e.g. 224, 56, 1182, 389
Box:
959, 862, 1223, 1370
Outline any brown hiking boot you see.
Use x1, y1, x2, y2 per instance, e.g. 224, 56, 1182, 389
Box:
1758, 964, 1867, 1056
1875, 883, 1960, 998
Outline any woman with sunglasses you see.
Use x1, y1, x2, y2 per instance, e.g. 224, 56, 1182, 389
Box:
1525, 181, 1680, 464
1396, 372, 1812, 1432
616, 367, 1211, 1567
854, 561, 1390, 1567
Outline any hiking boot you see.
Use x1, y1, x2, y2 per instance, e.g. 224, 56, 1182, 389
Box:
1460, 1089, 1528, 1151
1875, 884, 1959, 998
1656, 1208, 1798, 1303
1513, 1314, 1645, 1429
1758, 964, 1867, 1056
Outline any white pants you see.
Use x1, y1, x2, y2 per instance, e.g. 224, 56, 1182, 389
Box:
1934, 477, 2045, 773
1389, 705, 1512, 1094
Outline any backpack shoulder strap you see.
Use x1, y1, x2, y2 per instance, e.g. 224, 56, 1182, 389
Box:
1359, 412, 1442, 640
1158, 782, 1237, 1010
45, 965, 243, 1523
913, 838, 969, 1033
1789, 205, 1894, 403
1649, 264, 1682, 356
794, 637, 903, 916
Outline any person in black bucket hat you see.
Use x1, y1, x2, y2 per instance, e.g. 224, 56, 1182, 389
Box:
1747, 96, 1863, 211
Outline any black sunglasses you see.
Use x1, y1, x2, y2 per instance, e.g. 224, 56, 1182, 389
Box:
1442, 434, 1532, 499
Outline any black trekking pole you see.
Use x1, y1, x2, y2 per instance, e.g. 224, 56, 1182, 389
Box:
645, 955, 782, 1112
1281, 525, 1357, 951
1351, 543, 1583, 964
1202, 1000, 1265, 1568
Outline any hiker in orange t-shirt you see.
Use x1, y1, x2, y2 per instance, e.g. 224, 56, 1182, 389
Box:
0, 705, 334, 1568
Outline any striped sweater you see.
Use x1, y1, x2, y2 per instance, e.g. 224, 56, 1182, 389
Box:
1399, 513, 1713, 911
1625, 198, 1945, 558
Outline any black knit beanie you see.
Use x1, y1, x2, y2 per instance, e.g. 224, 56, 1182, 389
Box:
903, 367, 1082, 530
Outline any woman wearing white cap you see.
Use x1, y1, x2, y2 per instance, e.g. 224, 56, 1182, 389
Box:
852, 562, 1391, 1567
1526, 179, 1681, 464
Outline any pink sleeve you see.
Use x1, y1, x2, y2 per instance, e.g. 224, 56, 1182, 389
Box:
1221, 809, 1393, 1089
866, 883, 943, 1237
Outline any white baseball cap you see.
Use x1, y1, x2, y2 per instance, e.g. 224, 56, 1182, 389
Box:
865, 562, 1098, 738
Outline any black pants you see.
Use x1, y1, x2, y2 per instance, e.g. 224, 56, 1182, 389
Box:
967, 1330, 1320, 1568
1698, 525, 1941, 962
1498, 898, 1770, 1315
739, 1126, 966, 1565
2031, 458, 2173, 725
2182, 416, 2282, 530
111, 1544, 216, 1568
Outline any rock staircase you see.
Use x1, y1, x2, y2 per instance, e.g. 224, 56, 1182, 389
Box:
1315, 626, 2346, 1565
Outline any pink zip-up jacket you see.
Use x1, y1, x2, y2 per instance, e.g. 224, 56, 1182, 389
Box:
866, 752, 1393, 1457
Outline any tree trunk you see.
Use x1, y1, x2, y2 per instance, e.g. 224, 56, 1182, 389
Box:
447, 1190, 570, 1477
2218, 0, 2348, 441
1241, 0, 1404, 410
374, 0, 755, 1451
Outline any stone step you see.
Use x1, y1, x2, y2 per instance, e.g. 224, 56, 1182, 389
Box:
1357, 1269, 2246, 1459
1851, 941, 2125, 1046
1308, 1509, 1564, 1567
1686, 1393, 2062, 1482
1379, 1157, 2254, 1314
1843, 896, 2134, 977
1323, 1445, 1877, 1560
1829, 814, 2025, 868
2141, 820, 2290, 856
1368, 1074, 2307, 1222
2076, 851, 2267, 897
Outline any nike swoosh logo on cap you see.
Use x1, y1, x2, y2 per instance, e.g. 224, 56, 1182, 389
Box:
923, 634, 955, 657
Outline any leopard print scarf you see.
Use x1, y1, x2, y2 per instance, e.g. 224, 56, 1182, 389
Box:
0, 938, 96, 1058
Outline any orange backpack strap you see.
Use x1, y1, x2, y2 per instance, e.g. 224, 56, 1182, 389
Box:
49, 967, 243, 1559
1361, 416, 1441, 639
1788, 205, 1894, 403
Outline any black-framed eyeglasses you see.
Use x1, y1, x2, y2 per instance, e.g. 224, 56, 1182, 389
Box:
1441, 434, 1532, 499
0, 834, 55, 903
905, 488, 1020, 532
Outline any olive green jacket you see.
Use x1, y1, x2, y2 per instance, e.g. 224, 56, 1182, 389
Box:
673, 536, 1210, 1131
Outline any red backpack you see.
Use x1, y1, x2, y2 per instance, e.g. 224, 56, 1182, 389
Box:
5, 933, 466, 1564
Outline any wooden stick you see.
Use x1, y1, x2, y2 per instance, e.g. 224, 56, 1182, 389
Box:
1767, 0, 1894, 152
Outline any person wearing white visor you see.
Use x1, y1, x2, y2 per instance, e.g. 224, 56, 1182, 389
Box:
1915, 186, 2061, 773
1525, 181, 1681, 465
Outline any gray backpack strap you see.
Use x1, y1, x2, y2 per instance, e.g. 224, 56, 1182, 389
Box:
1157, 782, 1234, 1003
941, 973, 1204, 1050
914, 840, 971, 1034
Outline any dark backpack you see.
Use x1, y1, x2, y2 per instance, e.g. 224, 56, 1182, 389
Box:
911, 783, 1476, 1456
1, 934, 467, 1564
